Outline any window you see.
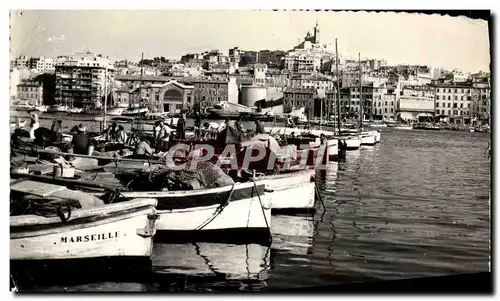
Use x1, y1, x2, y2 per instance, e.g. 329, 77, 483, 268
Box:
454, 96, 457, 100
437, 88, 440, 93
391, 108, 394, 113
437, 95, 440, 100
448, 89, 451, 93
441, 109, 445, 115
436, 102, 439, 107
448, 96, 451, 100
448, 110, 451, 115
460, 103, 463, 108
447, 103, 451, 108
453, 103, 457, 108
461, 96, 464, 100
384, 108, 387, 113
454, 89, 457, 93
468, 103, 471, 108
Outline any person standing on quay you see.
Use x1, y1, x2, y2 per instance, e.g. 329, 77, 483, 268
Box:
194, 111, 202, 138
177, 113, 186, 140
70, 124, 94, 155
28, 110, 39, 139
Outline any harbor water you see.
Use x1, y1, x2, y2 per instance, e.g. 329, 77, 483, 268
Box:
11, 112, 491, 292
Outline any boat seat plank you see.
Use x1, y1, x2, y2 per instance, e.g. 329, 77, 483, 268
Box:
10, 180, 67, 197
26, 164, 56, 175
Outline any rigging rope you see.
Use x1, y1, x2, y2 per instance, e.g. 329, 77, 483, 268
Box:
194, 184, 236, 231
250, 179, 271, 243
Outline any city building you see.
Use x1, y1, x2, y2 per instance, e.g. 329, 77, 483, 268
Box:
471, 73, 490, 123
139, 80, 195, 113
289, 73, 334, 97
253, 64, 268, 86
283, 88, 316, 115
398, 85, 435, 122
54, 51, 115, 108
36, 57, 56, 73
433, 82, 473, 124
371, 83, 398, 121
115, 75, 239, 108
16, 79, 43, 105
258, 50, 286, 68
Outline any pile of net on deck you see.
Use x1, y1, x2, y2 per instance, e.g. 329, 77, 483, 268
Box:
10, 188, 105, 220
121, 161, 235, 192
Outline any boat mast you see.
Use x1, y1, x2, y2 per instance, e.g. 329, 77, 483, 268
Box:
138, 52, 144, 108
103, 64, 108, 128
335, 38, 341, 135
358, 52, 363, 132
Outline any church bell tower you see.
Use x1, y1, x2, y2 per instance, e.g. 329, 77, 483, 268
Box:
314, 19, 320, 44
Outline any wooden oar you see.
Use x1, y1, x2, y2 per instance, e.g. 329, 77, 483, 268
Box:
10, 172, 120, 191
16, 149, 165, 165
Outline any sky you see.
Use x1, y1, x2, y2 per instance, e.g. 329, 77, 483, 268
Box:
9, 10, 491, 73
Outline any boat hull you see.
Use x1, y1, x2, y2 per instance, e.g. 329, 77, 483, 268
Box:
122, 183, 271, 239
107, 107, 125, 116
10, 199, 157, 261
361, 133, 376, 146
256, 169, 315, 213
345, 137, 361, 150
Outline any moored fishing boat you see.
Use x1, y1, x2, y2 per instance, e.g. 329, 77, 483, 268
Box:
394, 124, 413, 130
360, 131, 376, 146
47, 105, 69, 113
122, 106, 149, 117
10, 178, 158, 261
68, 107, 84, 114
120, 181, 271, 243
251, 169, 316, 214
339, 134, 361, 150
106, 107, 126, 116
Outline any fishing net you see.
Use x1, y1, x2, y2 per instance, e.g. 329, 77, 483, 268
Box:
123, 161, 235, 192
11, 195, 82, 222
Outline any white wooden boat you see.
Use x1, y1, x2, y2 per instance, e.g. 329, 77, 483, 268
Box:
122, 107, 149, 117
36, 105, 48, 112
360, 132, 376, 146
153, 242, 270, 281
121, 182, 271, 240
253, 169, 315, 213
68, 107, 84, 114
394, 125, 413, 130
12, 104, 36, 111
342, 135, 361, 150
47, 105, 69, 113
10, 179, 158, 261
107, 107, 125, 116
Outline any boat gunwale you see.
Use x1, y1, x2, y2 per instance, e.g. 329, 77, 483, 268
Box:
121, 182, 265, 199
10, 205, 156, 238
10, 198, 157, 228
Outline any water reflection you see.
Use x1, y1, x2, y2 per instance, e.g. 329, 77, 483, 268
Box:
151, 242, 271, 291
271, 215, 315, 256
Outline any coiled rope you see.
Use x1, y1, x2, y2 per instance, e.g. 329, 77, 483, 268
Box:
194, 184, 236, 231
19, 195, 82, 222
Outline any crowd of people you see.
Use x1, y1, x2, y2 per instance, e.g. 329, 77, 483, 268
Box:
12, 110, 269, 163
